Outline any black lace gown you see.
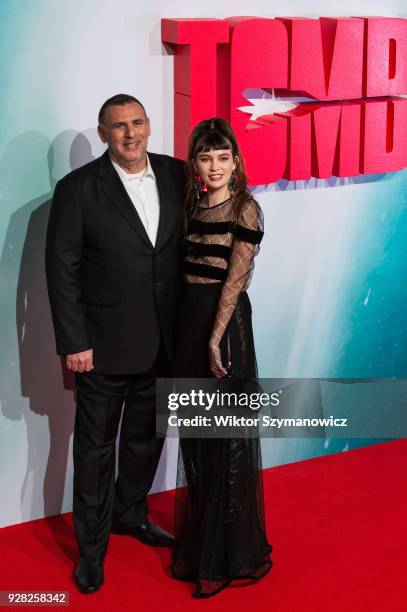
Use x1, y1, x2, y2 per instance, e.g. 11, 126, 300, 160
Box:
171, 196, 272, 598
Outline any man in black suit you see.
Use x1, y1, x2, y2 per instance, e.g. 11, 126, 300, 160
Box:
45, 94, 185, 594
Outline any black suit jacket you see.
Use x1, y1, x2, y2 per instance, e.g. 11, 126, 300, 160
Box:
45, 150, 185, 374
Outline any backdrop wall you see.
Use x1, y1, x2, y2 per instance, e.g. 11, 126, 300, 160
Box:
0, 0, 406, 528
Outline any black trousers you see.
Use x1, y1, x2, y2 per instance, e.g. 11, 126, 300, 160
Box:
73, 341, 170, 561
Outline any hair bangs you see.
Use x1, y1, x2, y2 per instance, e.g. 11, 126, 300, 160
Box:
194, 131, 233, 156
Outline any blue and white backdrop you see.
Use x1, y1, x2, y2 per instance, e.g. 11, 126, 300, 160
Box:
0, 0, 406, 527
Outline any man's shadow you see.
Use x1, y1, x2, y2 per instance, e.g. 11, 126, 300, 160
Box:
0, 129, 101, 559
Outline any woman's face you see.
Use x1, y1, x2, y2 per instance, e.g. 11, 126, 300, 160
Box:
193, 148, 237, 193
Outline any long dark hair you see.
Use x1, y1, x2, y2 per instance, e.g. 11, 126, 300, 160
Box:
184, 117, 252, 227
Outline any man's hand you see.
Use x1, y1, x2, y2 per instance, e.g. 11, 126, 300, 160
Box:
66, 349, 94, 373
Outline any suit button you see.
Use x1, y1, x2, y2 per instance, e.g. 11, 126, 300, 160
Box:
154, 281, 162, 289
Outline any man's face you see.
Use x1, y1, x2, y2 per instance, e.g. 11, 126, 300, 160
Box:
97, 102, 151, 171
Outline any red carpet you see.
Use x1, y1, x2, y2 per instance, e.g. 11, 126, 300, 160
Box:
0, 440, 406, 611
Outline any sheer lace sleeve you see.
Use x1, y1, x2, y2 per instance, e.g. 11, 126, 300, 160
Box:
209, 198, 264, 348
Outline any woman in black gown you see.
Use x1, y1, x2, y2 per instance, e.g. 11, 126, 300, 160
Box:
171, 118, 272, 598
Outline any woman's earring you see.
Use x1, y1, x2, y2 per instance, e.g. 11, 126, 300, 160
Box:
228, 169, 238, 192
193, 172, 205, 199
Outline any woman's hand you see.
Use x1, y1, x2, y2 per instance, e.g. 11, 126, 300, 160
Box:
209, 341, 229, 378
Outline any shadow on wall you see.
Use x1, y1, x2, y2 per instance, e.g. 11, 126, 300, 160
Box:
0, 130, 96, 526
0, 129, 171, 530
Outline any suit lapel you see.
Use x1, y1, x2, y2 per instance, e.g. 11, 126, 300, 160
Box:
98, 151, 153, 249
148, 153, 176, 252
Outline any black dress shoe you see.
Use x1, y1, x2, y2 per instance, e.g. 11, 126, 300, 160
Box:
112, 519, 175, 547
74, 558, 104, 594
